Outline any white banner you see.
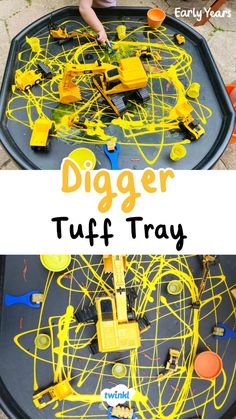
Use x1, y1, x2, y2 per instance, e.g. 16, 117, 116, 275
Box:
0, 168, 235, 254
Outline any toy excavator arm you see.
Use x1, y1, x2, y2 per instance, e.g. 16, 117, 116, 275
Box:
59, 62, 116, 104
112, 255, 128, 323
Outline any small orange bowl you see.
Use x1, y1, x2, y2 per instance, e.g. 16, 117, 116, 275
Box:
194, 351, 223, 380
147, 8, 166, 29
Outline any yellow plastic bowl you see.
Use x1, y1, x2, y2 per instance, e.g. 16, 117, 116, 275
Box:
112, 363, 127, 379
170, 144, 187, 161
35, 334, 51, 350
68, 148, 96, 170
40, 255, 71, 272
167, 280, 183, 295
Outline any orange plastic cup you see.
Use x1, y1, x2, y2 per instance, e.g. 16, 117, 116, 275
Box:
194, 351, 223, 380
225, 84, 236, 144
147, 8, 166, 29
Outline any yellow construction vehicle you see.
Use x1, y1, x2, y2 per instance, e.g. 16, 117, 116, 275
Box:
33, 379, 74, 409
136, 47, 161, 61
75, 255, 150, 354
174, 33, 186, 45
179, 114, 205, 141
49, 20, 95, 42
15, 69, 43, 91
58, 61, 114, 104
30, 118, 55, 150
59, 57, 149, 116
192, 255, 217, 309
165, 348, 180, 372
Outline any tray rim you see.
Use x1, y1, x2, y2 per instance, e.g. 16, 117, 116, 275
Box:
0, 6, 234, 170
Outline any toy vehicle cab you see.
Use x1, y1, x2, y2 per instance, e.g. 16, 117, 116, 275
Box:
15, 69, 42, 91
33, 379, 74, 409
179, 116, 205, 141
37, 61, 53, 79
107, 405, 136, 419
174, 34, 185, 45
165, 348, 180, 372
30, 118, 55, 150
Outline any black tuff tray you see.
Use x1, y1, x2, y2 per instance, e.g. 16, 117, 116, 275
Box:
0, 7, 234, 170
0, 255, 236, 419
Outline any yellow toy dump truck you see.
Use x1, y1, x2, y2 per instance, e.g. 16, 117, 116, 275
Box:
33, 379, 74, 409
59, 57, 150, 116
75, 255, 150, 354
30, 118, 55, 151
15, 69, 43, 91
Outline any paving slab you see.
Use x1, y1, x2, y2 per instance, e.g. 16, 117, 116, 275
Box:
0, 21, 10, 85
219, 143, 236, 169
209, 0, 236, 30
208, 30, 236, 83
0, 0, 26, 20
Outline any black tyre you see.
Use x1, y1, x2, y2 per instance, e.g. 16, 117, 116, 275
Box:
90, 339, 99, 354
25, 85, 31, 92
49, 122, 56, 135
126, 288, 137, 310
111, 95, 127, 115
135, 87, 150, 102
138, 314, 150, 333
75, 304, 97, 323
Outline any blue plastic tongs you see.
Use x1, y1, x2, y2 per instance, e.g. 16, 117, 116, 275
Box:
5, 290, 43, 309
213, 323, 236, 340
103, 143, 120, 170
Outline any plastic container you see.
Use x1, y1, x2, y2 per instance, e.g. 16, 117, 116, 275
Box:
167, 280, 183, 295
34, 334, 51, 350
225, 84, 236, 144
112, 363, 127, 379
170, 144, 187, 161
116, 25, 127, 40
147, 8, 166, 29
68, 148, 96, 170
194, 351, 223, 379
26, 36, 41, 53
187, 82, 200, 99
40, 255, 71, 272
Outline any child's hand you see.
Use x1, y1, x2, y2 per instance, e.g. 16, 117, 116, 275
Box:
97, 28, 110, 45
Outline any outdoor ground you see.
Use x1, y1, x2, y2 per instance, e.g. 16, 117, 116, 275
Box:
0, 0, 235, 171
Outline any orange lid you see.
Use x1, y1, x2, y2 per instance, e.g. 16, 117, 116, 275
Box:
194, 351, 223, 379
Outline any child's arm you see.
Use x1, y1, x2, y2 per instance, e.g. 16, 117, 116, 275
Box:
79, 0, 109, 44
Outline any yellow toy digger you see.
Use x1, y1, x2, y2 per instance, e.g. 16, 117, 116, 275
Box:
75, 255, 150, 354
179, 114, 205, 141
59, 57, 150, 116
33, 379, 74, 409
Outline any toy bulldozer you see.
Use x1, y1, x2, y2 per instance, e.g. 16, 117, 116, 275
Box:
75, 255, 150, 354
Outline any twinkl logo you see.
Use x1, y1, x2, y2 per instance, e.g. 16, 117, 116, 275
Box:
101, 384, 135, 407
